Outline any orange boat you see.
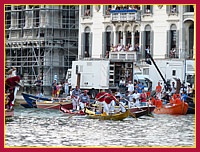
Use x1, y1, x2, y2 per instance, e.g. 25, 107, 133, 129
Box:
153, 102, 188, 115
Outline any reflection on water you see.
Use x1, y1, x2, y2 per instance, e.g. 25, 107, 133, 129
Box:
5, 106, 195, 147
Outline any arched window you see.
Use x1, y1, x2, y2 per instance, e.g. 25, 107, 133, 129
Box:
105, 26, 112, 52
81, 26, 92, 58
170, 24, 177, 50
144, 25, 151, 49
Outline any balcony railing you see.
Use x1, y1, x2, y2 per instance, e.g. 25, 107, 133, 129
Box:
109, 51, 137, 61
110, 10, 140, 22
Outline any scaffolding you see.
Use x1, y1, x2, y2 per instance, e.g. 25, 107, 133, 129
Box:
5, 5, 79, 95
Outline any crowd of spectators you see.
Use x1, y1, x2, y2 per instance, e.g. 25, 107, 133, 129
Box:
110, 43, 140, 52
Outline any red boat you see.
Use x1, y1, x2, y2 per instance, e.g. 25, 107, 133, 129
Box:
5, 109, 14, 117
153, 102, 188, 115
59, 104, 85, 115
36, 100, 73, 110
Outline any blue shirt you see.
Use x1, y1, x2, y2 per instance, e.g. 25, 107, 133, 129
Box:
137, 83, 144, 93
79, 94, 90, 103
181, 94, 188, 101
72, 89, 81, 97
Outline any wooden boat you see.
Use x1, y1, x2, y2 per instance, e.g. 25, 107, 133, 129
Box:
5, 109, 14, 117
187, 102, 195, 114
36, 100, 73, 110
85, 108, 129, 121
5, 109, 14, 122
59, 104, 85, 116
129, 105, 156, 115
129, 109, 148, 118
21, 92, 52, 108
153, 101, 188, 115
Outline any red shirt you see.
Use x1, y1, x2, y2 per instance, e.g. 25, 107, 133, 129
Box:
140, 93, 147, 102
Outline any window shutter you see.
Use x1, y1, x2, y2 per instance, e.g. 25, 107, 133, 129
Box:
142, 6, 145, 14
176, 5, 179, 14
176, 30, 179, 50
81, 6, 84, 17
111, 31, 114, 46
81, 32, 85, 58
103, 6, 106, 16
150, 5, 153, 14
166, 5, 170, 14
89, 32, 93, 57
166, 30, 170, 57
181, 28, 186, 57
141, 31, 146, 58
102, 32, 106, 57
90, 5, 93, 17
150, 31, 154, 56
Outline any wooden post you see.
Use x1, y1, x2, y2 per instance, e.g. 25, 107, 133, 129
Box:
76, 73, 81, 87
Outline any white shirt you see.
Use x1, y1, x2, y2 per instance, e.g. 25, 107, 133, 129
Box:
132, 93, 141, 106
127, 84, 134, 92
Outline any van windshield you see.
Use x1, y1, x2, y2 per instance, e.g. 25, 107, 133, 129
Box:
138, 79, 148, 87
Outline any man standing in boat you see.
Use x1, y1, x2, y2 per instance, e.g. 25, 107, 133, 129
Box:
71, 86, 81, 111
156, 82, 162, 99
78, 90, 90, 111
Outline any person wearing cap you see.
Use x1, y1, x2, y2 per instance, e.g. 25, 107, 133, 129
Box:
78, 90, 90, 111
71, 86, 81, 111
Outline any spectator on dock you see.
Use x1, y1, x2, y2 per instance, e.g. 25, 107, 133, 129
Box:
34, 77, 42, 95
64, 79, 69, 96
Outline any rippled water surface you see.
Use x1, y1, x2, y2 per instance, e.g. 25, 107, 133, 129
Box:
5, 106, 195, 147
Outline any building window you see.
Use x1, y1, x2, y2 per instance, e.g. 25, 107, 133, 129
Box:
145, 31, 150, 49
171, 30, 176, 49
106, 32, 111, 51
84, 27, 91, 57
84, 5, 90, 16
172, 70, 176, 76
185, 5, 194, 12
126, 31, 132, 46
104, 5, 112, 15
168, 24, 177, 58
171, 5, 177, 13
134, 31, 140, 45
118, 31, 123, 44
144, 5, 153, 14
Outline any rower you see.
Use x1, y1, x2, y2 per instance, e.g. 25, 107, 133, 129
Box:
78, 90, 90, 111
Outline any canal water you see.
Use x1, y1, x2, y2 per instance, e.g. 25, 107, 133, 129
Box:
5, 106, 195, 147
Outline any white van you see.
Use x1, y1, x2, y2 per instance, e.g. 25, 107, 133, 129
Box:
133, 74, 152, 92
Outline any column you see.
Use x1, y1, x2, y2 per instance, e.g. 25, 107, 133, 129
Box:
139, 31, 142, 52
123, 31, 126, 46
131, 31, 135, 46
113, 30, 116, 46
